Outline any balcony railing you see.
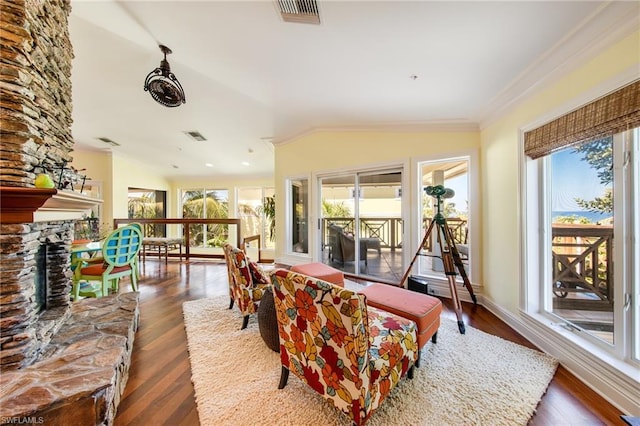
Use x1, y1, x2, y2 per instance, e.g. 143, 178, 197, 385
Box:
114, 218, 242, 261
321, 217, 403, 251
422, 217, 468, 251
321, 217, 469, 253
552, 224, 613, 312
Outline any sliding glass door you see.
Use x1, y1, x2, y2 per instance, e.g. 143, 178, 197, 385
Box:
320, 169, 403, 282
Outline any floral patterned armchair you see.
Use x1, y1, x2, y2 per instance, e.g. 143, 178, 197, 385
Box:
222, 243, 270, 329
271, 269, 418, 425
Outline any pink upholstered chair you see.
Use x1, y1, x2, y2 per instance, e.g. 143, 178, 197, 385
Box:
271, 269, 418, 425
222, 243, 270, 329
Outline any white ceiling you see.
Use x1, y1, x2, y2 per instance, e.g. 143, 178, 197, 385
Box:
68, 1, 638, 180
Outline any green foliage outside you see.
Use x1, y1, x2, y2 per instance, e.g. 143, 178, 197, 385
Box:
257, 195, 275, 242
128, 192, 161, 237
182, 190, 228, 218
422, 192, 463, 219
322, 200, 352, 217
553, 138, 613, 290
182, 190, 229, 247
573, 137, 613, 215
554, 215, 592, 225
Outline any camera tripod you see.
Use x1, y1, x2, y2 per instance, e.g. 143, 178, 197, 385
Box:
399, 185, 477, 334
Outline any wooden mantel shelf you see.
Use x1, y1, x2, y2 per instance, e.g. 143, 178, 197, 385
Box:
0, 186, 103, 224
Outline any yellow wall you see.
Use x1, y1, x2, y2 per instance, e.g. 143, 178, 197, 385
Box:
480, 30, 640, 312
277, 130, 479, 175
72, 150, 172, 230
71, 149, 113, 230
110, 153, 172, 222
72, 149, 275, 236
275, 130, 480, 260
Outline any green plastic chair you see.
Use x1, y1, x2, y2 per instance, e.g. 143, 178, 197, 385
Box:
129, 222, 143, 280
72, 225, 142, 300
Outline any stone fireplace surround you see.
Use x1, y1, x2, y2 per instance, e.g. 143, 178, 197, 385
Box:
0, 192, 139, 425
1, 1, 139, 423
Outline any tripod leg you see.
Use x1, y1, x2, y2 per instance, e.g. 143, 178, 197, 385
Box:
443, 221, 478, 305
398, 219, 436, 288
442, 250, 465, 334
452, 249, 477, 304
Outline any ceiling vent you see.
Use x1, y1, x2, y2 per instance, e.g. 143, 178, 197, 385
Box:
275, 0, 320, 24
96, 137, 120, 147
184, 131, 207, 141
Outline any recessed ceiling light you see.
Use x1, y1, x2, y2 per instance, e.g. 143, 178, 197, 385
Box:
409, 74, 418, 80
241, 161, 250, 166
205, 163, 213, 168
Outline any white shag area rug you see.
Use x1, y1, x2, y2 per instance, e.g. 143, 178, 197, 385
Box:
183, 296, 558, 426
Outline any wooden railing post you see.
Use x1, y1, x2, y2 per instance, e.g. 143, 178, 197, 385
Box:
184, 224, 190, 262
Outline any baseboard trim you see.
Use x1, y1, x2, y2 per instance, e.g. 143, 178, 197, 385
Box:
481, 296, 640, 416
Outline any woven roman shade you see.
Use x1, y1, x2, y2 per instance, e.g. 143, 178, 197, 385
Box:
524, 80, 640, 159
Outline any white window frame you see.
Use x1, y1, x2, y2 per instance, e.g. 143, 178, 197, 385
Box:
411, 151, 480, 300
283, 175, 312, 264
235, 186, 275, 250
521, 129, 640, 415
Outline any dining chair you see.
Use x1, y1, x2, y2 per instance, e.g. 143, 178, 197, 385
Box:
72, 225, 142, 300
128, 222, 143, 279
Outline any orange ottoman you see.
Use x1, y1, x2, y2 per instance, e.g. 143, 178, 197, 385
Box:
290, 262, 345, 287
359, 283, 441, 367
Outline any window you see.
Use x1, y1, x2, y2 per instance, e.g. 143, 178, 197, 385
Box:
237, 187, 275, 251
524, 81, 640, 376
128, 188, 166, 236
288, 178, 309, 254
181, 189, 229, 248
526, 127, 639, 368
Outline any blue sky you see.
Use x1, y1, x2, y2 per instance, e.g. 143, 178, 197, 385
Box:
446, 174, 468, 212
551, 148, 608, 211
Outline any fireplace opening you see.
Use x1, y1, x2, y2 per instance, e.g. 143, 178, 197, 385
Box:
35, 244, 48, 313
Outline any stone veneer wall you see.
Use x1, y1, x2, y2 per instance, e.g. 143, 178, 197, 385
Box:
0, 0, 74, 187
0, 0, 76, 371
0, 222, 74, 370
1, 4, 138, 423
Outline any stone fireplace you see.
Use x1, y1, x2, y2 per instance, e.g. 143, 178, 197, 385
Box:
0, 1, 139, 424
0, 193, 139, 426
0, 220, 75, 370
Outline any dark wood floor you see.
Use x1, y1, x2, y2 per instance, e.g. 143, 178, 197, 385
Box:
113, 260, 624, 426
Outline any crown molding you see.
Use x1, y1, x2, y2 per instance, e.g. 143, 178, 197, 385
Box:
477, 1, 640, 129
273, 120, 480, 146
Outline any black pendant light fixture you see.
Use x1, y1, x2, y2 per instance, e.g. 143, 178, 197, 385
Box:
144, 45, 186, 107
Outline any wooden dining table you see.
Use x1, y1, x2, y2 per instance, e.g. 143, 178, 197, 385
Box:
70, 241, 102, 273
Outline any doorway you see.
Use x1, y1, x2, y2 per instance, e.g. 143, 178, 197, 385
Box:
319, 169, 403, 282
416, 158, 470, 280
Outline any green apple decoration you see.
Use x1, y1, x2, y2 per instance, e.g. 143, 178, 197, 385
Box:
35, 173, 55, 189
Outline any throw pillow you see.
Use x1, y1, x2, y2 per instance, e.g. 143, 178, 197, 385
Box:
249, 261, 270, 284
